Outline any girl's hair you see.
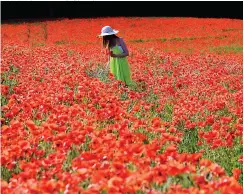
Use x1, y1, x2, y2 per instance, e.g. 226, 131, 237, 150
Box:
103, 35, 118, 49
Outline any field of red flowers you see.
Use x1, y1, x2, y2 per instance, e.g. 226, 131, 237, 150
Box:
1, 17, 243, 193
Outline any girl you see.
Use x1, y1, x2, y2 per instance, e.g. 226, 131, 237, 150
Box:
99, 26, 134, 86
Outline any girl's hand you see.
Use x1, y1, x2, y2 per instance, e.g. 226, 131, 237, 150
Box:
110, 51, 117, 57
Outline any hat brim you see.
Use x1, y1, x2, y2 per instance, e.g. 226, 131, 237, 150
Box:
98, 30, 119, 37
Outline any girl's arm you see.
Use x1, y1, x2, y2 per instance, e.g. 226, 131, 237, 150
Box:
106, 48, 110, 62
106, 49, 110, 70
110, 38, 129, 58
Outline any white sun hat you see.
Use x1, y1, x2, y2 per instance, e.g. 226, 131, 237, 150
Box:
99, 26, 119, 37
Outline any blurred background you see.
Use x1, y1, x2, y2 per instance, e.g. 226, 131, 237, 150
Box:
1, 1, 243, 23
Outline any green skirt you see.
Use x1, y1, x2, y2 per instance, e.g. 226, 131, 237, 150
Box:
110, 45, 134, 86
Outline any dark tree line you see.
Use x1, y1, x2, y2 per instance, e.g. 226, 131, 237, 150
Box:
1, 1, 243, 23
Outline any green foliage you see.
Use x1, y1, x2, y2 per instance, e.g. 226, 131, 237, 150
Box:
1, 64, 19, 124
55, 40, 68, 45
135, 190, 146, 194
80, 134, 92, 152
85, 64, 111, 83
1, 166, 12, 182
1, 95, 8, 107
62, 144, 80, 172
151, 174, 195, 192
120, 91, 129, 101
177, 128, 200, 154
126, 162, 137, 171
100, 190, 108, 194
130, 39, 146, 43
134, 127, 161, 142
1, 64, 19, 95
1, 163, 22, 183
38, 140, 55, 158
159, 103, 174, 122
150, 160, 157, 167
201, 136, 243, 184
210, 45, 243, 54
145, 91, 158, 103
78, 178, 90, 189
161, 38, 167, 42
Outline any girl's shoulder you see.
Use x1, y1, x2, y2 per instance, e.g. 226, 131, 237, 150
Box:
117, 37, 125, 44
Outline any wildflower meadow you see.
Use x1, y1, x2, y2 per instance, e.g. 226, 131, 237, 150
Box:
1, 17, 243, 193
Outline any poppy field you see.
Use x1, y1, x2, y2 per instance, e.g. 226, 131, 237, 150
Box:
1, 17, 243, 193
